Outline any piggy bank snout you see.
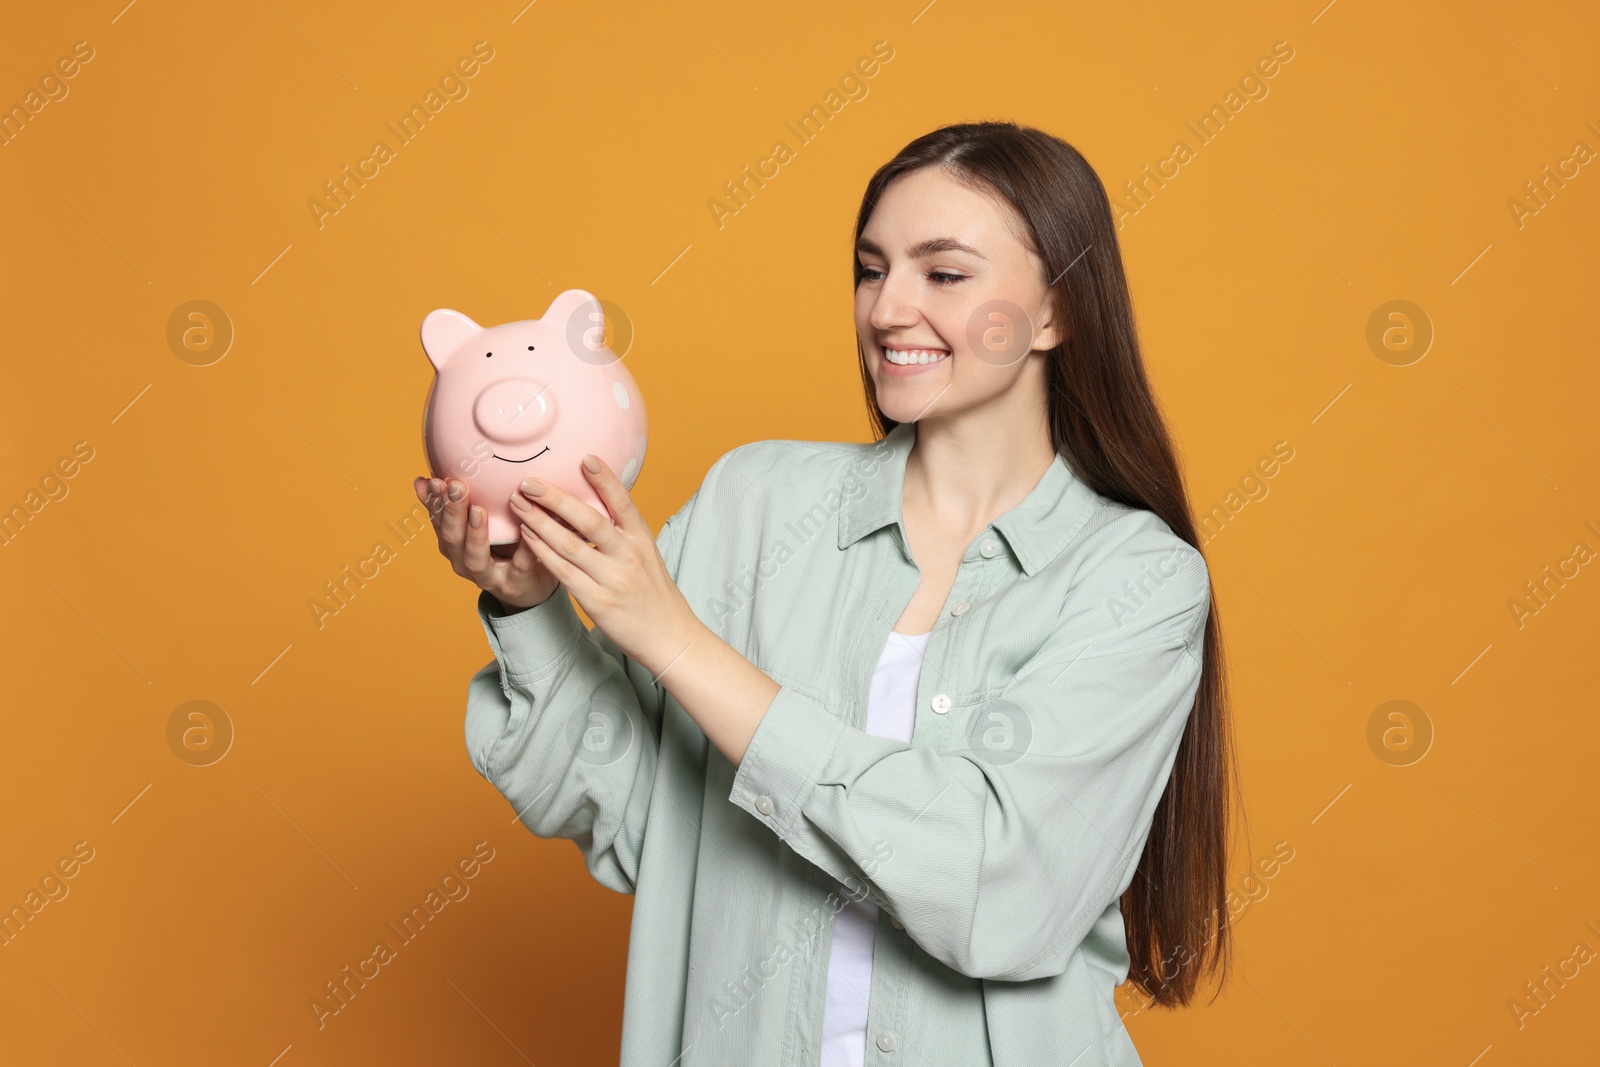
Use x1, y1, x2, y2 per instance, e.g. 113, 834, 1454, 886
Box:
474, 378, 557, 444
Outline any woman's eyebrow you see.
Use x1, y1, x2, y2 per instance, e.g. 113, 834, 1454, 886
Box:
856, 236, 988, 260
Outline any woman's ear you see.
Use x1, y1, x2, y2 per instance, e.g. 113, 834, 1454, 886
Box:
1031, 297, 1066, 352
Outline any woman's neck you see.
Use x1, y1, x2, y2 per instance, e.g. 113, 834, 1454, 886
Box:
901, 414, 1057, 540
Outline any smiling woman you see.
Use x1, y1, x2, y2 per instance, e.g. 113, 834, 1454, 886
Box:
852, 186, 1066, 410
422, 121, 1235, 1067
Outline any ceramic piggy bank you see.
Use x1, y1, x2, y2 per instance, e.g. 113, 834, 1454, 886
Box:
420, 289, 648, 546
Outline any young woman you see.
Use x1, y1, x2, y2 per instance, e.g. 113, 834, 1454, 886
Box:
417, 121, 1235, 1067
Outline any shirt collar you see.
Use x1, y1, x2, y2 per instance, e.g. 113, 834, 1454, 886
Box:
836, 420, 1099, 577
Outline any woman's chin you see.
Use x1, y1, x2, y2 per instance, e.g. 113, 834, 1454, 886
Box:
876, 387, 951, 425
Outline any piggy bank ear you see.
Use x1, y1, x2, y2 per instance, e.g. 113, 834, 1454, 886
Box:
542, 289, 603, 341
421, 309, 481, 370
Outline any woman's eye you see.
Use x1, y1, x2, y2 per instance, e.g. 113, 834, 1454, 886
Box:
856, 266, 966, 285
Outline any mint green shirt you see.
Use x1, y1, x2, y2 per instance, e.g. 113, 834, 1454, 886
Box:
465, 419, 1211, 1066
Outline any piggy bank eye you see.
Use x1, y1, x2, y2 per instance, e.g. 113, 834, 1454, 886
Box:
527, 345, 535, 351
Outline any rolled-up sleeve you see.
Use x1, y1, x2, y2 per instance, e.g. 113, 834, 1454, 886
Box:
728, 534, 1211, 982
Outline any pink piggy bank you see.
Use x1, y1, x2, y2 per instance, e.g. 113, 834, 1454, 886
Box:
420, 289, 648, 546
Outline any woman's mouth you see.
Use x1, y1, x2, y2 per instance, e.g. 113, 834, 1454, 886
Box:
881, 345, 951, 376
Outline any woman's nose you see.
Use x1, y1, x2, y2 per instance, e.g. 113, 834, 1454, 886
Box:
868, 271, 920, 332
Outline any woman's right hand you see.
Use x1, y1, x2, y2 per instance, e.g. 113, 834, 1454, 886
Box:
415, 476, 562, 613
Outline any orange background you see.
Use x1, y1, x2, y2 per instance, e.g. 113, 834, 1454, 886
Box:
3, 1, 1598, 1064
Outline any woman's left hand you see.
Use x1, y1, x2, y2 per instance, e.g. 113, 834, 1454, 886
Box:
511, 454, 698, 670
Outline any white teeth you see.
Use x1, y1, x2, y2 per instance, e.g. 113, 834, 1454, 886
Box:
885, 347, 950, 365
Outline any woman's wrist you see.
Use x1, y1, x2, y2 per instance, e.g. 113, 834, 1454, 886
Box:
491, 586, 558, 616
633, 606, 707, 680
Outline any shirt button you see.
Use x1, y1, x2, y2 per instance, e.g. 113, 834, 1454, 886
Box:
951, 601, 969, 616
754, 795, 774, 816
931, 693, 951, 715
889, 914, 904, 929
979, 540, 999, 558
876, 1031, 897, 1052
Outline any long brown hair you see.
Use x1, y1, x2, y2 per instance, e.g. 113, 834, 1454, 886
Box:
851, 121, 1238, 1008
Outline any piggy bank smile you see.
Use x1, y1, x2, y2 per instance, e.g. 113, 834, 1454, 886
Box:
492, 446, 550, 463
420, 289, 648, 545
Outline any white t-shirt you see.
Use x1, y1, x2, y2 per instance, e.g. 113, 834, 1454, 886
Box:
818, 628, 931, 1067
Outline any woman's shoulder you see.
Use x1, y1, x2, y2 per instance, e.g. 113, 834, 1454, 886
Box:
663, 437, 880, 551
700, 436, 867, 499
1077, 495, 1204, 567
1062, 494, 1211, 635
665, 437, 867, 580
719, 435, 862, 468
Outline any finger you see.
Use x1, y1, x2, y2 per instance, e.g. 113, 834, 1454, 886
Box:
578, 454, 647, 537
514, 474, 617, 551
438, 478, 471, 562
419, 478, 448, 534
501, 525, 538, 575
416, 477, 441, 534
520, 523, 594, 597
514, 491, 598, 571
460, 503, 491, 578
426, 478, 447, 529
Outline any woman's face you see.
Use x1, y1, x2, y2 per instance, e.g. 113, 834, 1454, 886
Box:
854, 165, 1060, 426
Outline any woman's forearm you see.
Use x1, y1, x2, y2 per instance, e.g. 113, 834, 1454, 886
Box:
634, 613, 780, 769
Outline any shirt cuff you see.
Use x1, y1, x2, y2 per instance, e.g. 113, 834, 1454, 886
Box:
728, 686, 845, 840
476, 588, 588, 682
